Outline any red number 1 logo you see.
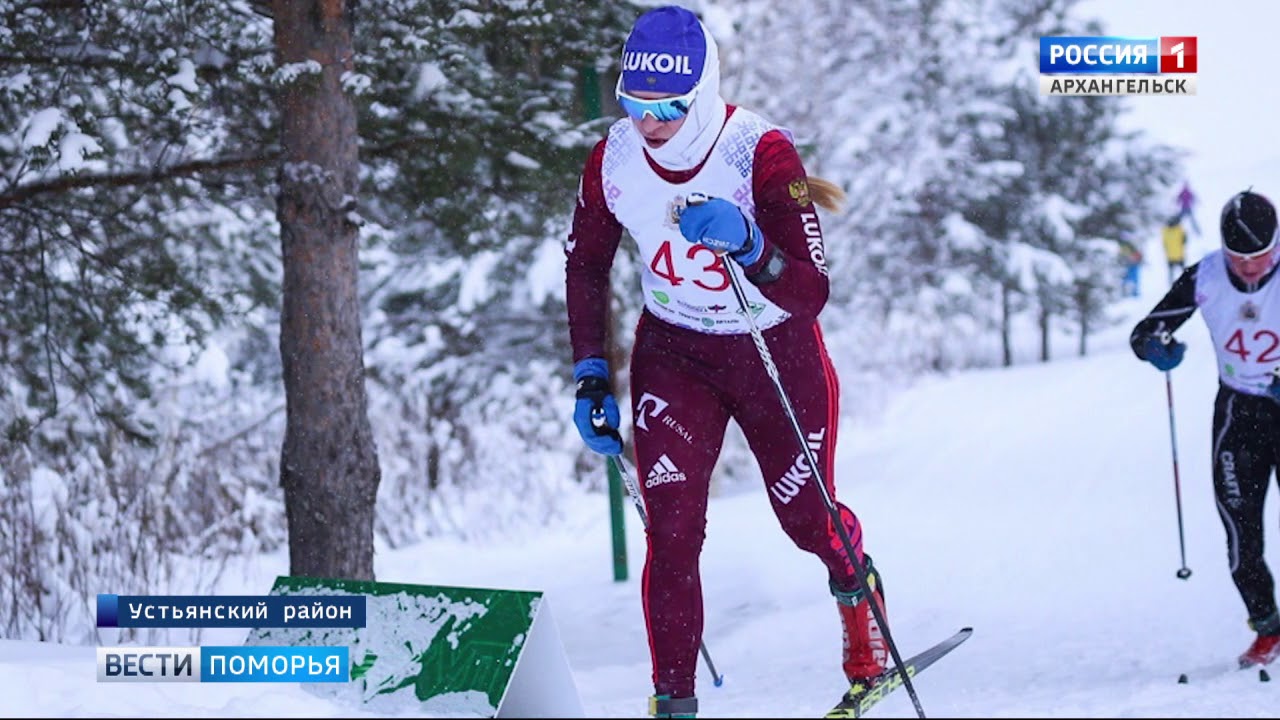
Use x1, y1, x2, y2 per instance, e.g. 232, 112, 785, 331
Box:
1160, 36, 1197, 74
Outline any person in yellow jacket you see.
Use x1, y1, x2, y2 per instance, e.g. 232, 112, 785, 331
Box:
1162, 215, 1187, 284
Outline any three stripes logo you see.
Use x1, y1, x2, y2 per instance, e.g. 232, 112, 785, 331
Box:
645, 454, 686, 489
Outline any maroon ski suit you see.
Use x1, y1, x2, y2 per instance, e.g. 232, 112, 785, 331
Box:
565, 107, 867, 699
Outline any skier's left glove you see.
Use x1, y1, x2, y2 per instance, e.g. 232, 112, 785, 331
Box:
1268, 369, 1280, 404
677, 196, 765, 266
572, 357, 623, 455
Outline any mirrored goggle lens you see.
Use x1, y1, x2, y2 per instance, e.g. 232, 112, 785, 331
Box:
616, 90, 694, 122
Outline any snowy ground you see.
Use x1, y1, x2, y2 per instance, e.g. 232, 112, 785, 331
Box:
4, 255, 1278, 718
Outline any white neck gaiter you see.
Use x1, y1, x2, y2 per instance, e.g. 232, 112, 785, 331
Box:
634, 24, 727, 172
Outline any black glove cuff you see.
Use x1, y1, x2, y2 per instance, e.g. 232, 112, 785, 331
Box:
730, 215, 757, 262
745, 245, 786, 285
575, 375, 611, 399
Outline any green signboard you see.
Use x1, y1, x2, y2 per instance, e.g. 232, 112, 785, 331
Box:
245, 576, 582, 718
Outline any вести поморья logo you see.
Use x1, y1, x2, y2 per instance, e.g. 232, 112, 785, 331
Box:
1039, 36, 1197, 96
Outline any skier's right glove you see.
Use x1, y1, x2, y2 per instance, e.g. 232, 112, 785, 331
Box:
1140, 333, 1186, 372
573, 357, 623, 455
677, 195, 765, 267
1267, 368, 1280, 404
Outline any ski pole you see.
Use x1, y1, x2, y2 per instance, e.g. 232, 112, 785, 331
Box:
1158, 333, 1192, 580
683, 194, 927, 718
600, 445, 726, 687
1164, 370, 1192, 579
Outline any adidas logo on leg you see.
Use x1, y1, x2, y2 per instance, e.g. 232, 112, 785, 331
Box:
645, 454, 686, 488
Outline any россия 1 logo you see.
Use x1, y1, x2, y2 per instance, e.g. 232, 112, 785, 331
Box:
1039, 36, 1197, 96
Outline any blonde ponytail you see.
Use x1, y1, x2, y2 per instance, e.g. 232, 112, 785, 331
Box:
807, 176, 846, 214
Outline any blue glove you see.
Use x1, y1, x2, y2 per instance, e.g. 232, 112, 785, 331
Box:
573, 358, 623, 455
677, 196, 765, 266
1141, 334, 1186, 372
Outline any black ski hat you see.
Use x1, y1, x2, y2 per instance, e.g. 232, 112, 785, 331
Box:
1220, 190, 1277, 255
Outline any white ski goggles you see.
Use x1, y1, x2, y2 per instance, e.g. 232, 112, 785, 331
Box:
615, 75, 700, 122
1225, 231, 1278, 260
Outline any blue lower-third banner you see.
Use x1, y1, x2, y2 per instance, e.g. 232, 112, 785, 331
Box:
95, 645, 349, 683
96, 593, 366, 628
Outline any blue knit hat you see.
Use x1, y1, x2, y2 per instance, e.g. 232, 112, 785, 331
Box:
620, 6, 707, 95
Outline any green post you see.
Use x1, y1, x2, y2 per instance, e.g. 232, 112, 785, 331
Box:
580, 64, 602, 122
581, 62, 626, 582
607, 456, 628, 581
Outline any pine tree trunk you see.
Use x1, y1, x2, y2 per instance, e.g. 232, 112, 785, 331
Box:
1039, 302, 1050, 363
273, 0, 380, 581
1076, 284, 1090, 357
1000, 283, 1013, 367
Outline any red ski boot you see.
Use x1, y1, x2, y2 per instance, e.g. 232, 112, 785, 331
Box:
1239, 612, 1280, 668
1239, 634, 1280, 668
834, 555, 889, 683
